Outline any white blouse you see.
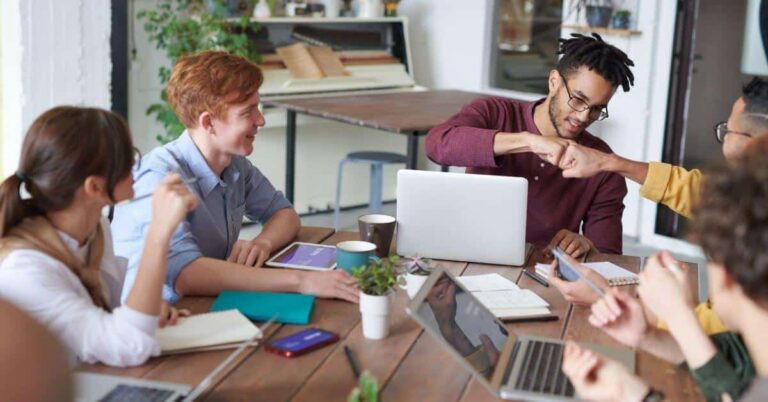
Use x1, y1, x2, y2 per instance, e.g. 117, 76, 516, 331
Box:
0, 217, 160, 367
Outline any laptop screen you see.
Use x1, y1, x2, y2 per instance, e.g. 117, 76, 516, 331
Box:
414, 272, 509, 380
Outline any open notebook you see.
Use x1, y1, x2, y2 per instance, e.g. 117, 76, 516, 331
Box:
535, 261, 639, 286
456, 273, 552, 320
155, 310, 262, 355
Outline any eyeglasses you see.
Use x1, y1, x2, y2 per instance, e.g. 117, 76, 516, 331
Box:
713, 121, 753, 144
558, 71, 609, 121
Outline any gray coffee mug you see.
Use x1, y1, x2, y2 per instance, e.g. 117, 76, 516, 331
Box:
358, 214, 396, 258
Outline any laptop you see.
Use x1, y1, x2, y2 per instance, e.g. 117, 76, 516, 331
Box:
74, 317, 276, 402
406, 268, 635, 402
396, 170, 528, 266
74, 373, 190, 402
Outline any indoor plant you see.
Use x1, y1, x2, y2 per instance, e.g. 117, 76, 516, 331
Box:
585, 0, 613, 27
138, 0, 261, 144
347, 371, 379, 402
611, 9, 631, 29
352, 255, 402, 340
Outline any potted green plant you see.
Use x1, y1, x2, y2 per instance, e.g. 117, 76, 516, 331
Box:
399, 255, 434, 299
138, 0, 261, 144
347, 371, 379, 402
351, 255, 401, 340
611, 9, 631, 30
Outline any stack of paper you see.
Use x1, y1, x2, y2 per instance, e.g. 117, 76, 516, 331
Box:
457, 273, 551, 320
155, 310, 262, 355
534, 262, 639, 286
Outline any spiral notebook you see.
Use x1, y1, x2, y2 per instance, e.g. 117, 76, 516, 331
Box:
535, 261, 639, 286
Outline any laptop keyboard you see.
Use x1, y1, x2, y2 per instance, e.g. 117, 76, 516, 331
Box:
99, 384, 176, 402
512, 340, 575, 397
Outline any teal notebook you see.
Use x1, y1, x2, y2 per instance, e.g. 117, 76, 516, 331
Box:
210, 291, 315, 325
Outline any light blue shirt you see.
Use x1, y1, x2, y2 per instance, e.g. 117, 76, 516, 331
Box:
112, 132, 293, 303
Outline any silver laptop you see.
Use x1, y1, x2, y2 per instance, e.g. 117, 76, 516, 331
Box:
74, 373, 190, 402
406, 268, 635, 402
75, 317, 277, 402
396, 170, 528, 265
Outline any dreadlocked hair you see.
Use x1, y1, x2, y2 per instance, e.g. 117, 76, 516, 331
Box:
556, 33, 635, 92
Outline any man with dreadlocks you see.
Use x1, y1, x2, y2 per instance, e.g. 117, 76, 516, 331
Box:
426, 33, 634, 261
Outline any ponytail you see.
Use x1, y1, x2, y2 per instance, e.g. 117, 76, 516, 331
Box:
0, 173, 40, 237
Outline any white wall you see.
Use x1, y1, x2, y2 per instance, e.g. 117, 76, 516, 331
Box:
0, 0, 112, 177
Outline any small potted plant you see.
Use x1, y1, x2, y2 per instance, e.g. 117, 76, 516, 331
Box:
399, 255, 434, 299
347, 371, 379, 402
352, 255, 401, 340
611, 9, 631, 30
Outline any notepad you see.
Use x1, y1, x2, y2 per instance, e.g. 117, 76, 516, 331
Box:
457, 274, 550, 320
535, 261, 639, 286
155, 310, 261, 354
457, 273, 520, 291
210, 290, 316, 325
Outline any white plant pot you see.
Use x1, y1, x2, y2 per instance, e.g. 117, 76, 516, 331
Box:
357, 0, 383, 18
401, 273, 429, 299
359, 291, 393, 340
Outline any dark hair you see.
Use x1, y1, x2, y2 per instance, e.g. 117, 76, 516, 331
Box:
690, 147, 768, 302
742, 77, 768, 114
556, 33, 635, 92
0, 106, 135, 236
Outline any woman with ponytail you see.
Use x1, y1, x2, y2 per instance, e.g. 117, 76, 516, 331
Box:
0, 106, 198, 367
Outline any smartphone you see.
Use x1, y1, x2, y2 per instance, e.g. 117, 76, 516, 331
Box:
550, 246, 606, 296
265, 328, 339, 358
550, 246, 580, 282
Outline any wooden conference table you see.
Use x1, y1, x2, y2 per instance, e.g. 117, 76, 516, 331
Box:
79, 226, 704, 401
262, 90, 486, 203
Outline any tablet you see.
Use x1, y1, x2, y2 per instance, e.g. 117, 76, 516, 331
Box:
266, 242, 337, 271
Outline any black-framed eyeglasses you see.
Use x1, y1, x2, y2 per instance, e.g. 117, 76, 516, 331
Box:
714, 121, 753, 144
558, 72, 609, 121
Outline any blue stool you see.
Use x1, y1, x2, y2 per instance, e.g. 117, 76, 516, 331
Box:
334, 151, 408, 230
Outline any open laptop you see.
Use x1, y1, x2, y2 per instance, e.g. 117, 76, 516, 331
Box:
406, 268, 635, 402
75, 317, 276, 402
74, 373, 190, 402
396, 170, 528, 266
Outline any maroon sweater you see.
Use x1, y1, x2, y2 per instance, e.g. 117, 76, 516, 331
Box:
426, 97, 627, 254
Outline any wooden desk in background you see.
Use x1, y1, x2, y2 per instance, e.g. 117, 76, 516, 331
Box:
262, 90, 486, 203
79, 228, 704, 401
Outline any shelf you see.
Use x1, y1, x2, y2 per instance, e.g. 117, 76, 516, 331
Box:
227, 16, 407, 24
561, 24, 642, 37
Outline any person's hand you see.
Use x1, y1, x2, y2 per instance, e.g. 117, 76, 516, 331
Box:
637, 251, 694, 324
548, 229, 594, 259
150, 174, 198, 238
589, 288, 649, 348
227, 238, 273, 267
479, 334, 500, 367
299, 270, 359, 303
562, 342, 650, 402
559, 143, 611, 178
548, 258, 610, 305
527, 134, 573, 166
158, 300, 191, 328
427, 277, 460, 328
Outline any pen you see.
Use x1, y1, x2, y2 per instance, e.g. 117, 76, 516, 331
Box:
344, 345, 361, 378
523, 268, 549, 288
121, 177, 199, 205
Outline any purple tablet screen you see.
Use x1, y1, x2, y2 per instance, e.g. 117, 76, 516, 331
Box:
273, 244, 336, 268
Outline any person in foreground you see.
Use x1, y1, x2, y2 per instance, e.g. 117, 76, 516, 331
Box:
561, 137, 768, 402
0, 106, 197, 367
112, 50, 358, 304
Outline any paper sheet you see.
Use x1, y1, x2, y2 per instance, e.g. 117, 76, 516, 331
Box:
155, 309, 261, 353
